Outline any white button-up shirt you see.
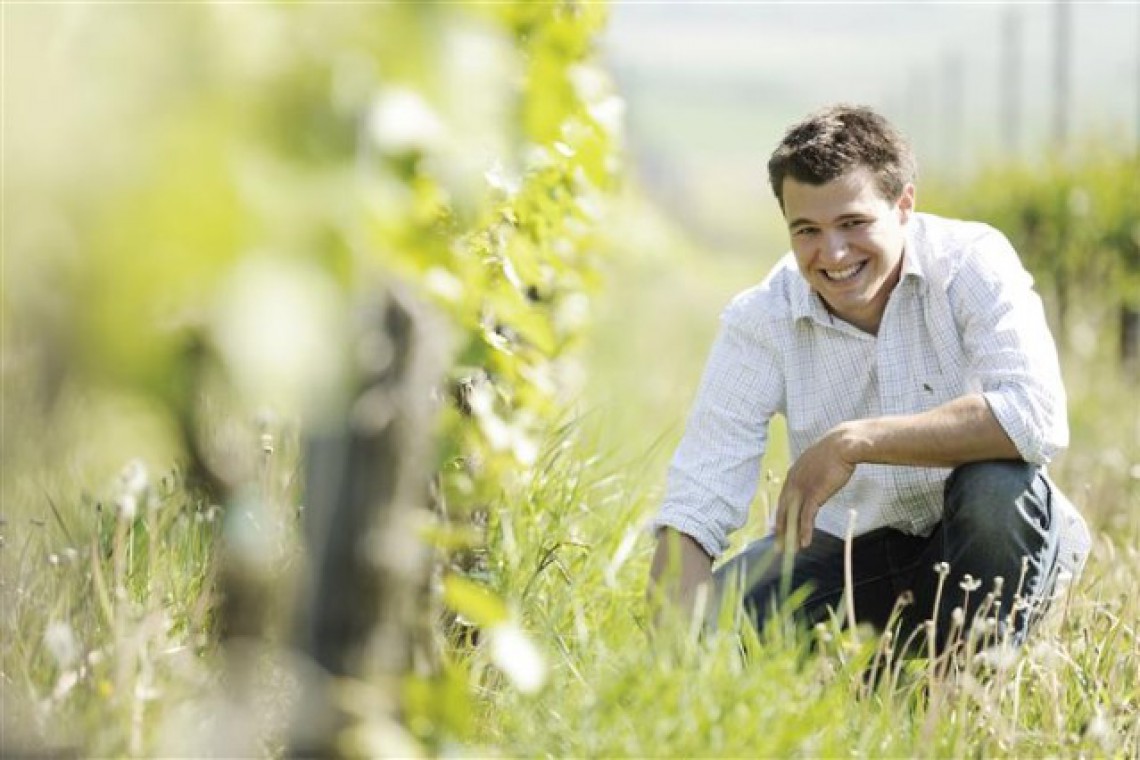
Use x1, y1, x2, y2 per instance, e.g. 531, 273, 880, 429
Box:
654, 212, 1068, 559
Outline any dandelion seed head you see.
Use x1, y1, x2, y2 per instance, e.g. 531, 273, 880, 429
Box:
1085, 710, 1115, 749
489, 621, 547, 694
1028, 640, 1063, 666
52, 670, 79, 702
112, 459, 149, 520
959, 574, 981, 592
993, 646, 1018, 671
119, 459, 148, 495
116, 494, 138, 520
43, 622, 78, 668
971, 616, 997, 637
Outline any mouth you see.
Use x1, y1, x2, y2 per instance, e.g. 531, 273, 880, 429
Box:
821, 261, 866, 283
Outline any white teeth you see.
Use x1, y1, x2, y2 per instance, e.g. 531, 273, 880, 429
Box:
823, 263, 862, 281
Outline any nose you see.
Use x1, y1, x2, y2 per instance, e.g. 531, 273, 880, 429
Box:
820, 230, 849, 262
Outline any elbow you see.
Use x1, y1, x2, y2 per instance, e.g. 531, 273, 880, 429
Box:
983, 387, 1068, 465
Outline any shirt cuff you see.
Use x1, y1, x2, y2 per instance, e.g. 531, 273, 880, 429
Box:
649, 510, 725, 560
983, 388, 1052, 464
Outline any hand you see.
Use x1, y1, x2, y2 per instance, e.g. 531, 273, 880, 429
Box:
775, 426, 859, 551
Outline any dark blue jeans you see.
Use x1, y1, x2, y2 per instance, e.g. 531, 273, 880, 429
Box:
713, 461, 1089, 652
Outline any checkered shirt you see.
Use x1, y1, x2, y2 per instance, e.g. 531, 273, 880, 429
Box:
654, 212, 1069, 559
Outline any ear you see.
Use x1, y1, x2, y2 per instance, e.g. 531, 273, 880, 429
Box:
897, 183, 916, 223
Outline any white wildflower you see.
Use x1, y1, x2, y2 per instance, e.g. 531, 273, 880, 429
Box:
510, 430, 539, 468
484, 160, 521, 197
1085, 709, 1115, 750
425, 267, 465, 303
488, 621, 546, 694
43, 622, 78, 668
959, 574, 982, 592
1028, 639, 1064, 667
975, 644, 1018, 673
115, 458, 149, 519
52, 670, 80, 702
367, 88, 446, 155
555, 292, 590, 334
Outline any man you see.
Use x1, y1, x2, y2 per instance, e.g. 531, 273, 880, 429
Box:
647, 105, 1090, 651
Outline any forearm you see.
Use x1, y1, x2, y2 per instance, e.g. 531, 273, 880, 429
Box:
836, 393, 1020, 468
647, 528, 713, 619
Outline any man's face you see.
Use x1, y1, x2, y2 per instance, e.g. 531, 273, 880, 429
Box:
782, 167, 914, 334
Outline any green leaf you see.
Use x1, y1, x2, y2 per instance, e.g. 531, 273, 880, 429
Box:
442, 574, 509, 627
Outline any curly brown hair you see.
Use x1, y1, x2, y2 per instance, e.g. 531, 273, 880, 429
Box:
767, 104, 917, 210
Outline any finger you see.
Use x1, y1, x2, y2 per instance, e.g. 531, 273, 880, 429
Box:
798, 499, 815, 550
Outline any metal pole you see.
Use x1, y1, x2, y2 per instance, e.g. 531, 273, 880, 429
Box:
1052, 0, 1071, 154
1001, 7, 1022, 159
943, 51, 964, 177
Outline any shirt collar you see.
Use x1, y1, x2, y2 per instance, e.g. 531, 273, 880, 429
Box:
790, 273, 829, 324
900, 218, 926, 284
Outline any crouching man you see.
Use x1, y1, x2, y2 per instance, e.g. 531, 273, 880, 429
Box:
647, 104, 1090, 652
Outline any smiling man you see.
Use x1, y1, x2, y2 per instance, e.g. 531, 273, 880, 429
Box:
647, 105, 1090, 651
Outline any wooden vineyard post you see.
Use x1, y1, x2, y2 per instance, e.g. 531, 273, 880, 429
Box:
289, 285, 446, 756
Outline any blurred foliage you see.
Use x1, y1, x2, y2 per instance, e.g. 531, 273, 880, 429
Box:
929, 148, 1140, 331
5, 3, 620, 521
3, 1, 620, 753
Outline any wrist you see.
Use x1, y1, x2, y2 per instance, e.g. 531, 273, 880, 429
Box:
833, 419, 873, 465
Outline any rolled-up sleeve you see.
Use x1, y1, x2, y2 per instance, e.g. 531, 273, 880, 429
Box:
951, 230, 1068, 464
652, 306, 785, 559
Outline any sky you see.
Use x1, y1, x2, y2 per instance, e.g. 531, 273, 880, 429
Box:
600, 2, 1140, 252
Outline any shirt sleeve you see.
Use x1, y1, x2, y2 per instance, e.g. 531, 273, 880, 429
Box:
950, 229, 1068, 464
651, 306, 785, 559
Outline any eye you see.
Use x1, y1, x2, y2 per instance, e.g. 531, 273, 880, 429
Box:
793, 226, 819, 237
840, 218, 870, 229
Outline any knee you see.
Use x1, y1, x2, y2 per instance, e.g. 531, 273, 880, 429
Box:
944, 460, 1038, 529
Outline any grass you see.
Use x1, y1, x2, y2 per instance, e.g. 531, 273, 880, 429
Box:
464, 377, 1138, 757
2, 201, 1138, 755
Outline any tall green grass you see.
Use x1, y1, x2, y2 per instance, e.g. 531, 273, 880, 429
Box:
462, 210, 1140, 756
2, 202, 1136, 754
467, 356, 1138, 757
